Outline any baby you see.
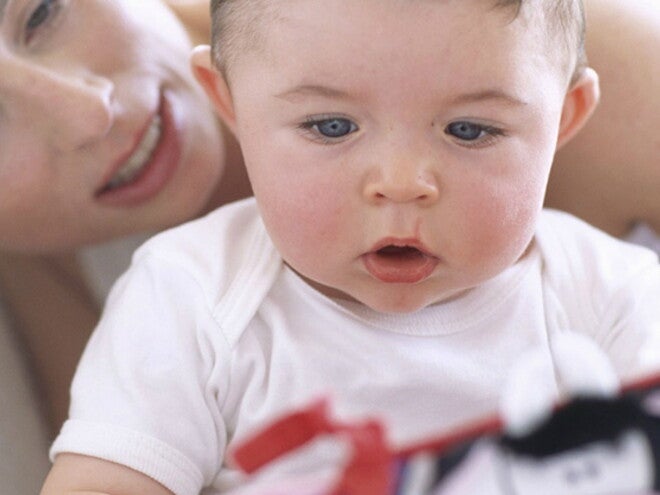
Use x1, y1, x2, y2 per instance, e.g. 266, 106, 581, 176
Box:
43, 0, 660, 494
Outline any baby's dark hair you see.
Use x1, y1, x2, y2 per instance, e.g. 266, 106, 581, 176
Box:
495, 0, 586, 83
210, 0, 586, 85
210, 0, 275, 75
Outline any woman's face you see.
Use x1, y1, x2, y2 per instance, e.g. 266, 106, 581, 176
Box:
0, 0, 223, 252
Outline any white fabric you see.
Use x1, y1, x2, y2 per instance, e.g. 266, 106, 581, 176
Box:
50, 198, 660, 495
625, 222, 660, 256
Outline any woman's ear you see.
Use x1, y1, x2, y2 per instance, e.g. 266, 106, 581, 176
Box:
190, 45, 238, 133
556, 67, 600, 150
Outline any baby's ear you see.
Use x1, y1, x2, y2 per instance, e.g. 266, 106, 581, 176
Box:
190, 45, 238, 133
556, 67, 600, 149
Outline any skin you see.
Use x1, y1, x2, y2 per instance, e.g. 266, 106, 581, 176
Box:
42, 0, 599, 492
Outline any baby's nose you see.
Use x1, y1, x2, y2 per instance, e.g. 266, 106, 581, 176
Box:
364, 175, 439, 205
363, 156, 440, 206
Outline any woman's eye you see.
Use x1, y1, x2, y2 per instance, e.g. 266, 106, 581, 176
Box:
300, 117, 358, 143
24, 0, 61, 43
444, 121, 505, 147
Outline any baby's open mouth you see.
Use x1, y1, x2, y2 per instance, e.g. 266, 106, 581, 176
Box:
362, 243, 439, 284
376, 245, 426, 259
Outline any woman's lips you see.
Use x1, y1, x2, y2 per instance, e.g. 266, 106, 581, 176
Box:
95, 89, 182, 207
361, 239, 439, 284
101, 114, 162, 191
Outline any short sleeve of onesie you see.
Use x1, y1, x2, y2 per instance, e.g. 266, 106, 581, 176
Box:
50, 253, 231, 495
537, 210, 660, 380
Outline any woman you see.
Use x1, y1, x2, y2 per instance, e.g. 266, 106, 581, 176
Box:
0, 0, 658, 492
0, 1, 246, 492
0, 0, 249, 424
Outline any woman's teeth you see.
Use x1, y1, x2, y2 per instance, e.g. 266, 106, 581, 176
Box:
105, 115, 162, 190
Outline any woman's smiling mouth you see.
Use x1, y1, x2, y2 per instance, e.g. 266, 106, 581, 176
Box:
101, 114, 162, 192
95, 90, 183, 207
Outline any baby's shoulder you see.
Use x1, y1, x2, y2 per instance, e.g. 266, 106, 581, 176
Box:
137, 198, 262, 265
535, 209, 659, 319
130, 199, 281, 326
536, 209, 658, 278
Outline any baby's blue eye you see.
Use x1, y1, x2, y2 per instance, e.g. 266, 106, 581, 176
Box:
314, 118, 356, 138
445, 121, 484, 141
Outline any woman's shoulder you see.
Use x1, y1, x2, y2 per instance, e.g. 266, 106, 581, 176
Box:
546, 0, 660, 237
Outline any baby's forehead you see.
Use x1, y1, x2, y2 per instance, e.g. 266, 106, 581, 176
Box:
213, 0, 581, 82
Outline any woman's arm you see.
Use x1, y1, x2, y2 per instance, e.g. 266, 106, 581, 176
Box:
547, 0, 660, 237
41, 454, 174, 495
0, 253, 99, 434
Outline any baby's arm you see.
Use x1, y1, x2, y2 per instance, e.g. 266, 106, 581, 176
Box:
41, 454, 174, 495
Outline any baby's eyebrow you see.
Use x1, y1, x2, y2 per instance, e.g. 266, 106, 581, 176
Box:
276, 85, 528, 108
448, 89, 529, 107
275, 84, 355, 103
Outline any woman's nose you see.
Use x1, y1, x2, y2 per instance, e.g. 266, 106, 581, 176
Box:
363, 150, 440, 206
1, 57, 114, 150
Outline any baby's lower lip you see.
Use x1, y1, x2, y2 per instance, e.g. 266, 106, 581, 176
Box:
361, 246, 439, 284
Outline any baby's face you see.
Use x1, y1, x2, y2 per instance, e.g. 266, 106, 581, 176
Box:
228, 0, 569, 312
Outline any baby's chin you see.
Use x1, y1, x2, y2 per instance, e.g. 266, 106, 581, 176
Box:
357, 295, 444, 315
306, 279, 448, 315
288, 263, 470, 314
